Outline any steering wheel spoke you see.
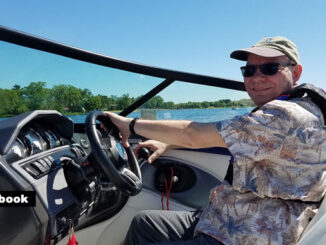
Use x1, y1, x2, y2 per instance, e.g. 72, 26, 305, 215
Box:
99, 134, 112, 149
120, 168, 142, 190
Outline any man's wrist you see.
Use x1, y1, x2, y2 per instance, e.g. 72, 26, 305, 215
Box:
129, 118, 139, 135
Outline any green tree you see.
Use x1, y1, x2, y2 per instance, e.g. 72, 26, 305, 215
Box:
0, 81, 255, 116
82, 95, 101, 111
98, 95, 115, 110
163, 101, 175, 109
49, 85, 68, 112
12, 84, 21, 90
201, 101, 210, 108
66, 85, 83, 112
0, 89, 27, 115
142, 96, 164, 109
116, 94, 131, 110
23, 81, 48, 110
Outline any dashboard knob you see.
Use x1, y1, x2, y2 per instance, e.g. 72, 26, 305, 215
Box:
138, 147, 151, 160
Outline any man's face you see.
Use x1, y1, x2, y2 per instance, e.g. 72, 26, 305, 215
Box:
244, 54, 301, 107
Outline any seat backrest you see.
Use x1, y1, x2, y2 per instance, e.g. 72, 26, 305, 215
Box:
297, 195, 326, 244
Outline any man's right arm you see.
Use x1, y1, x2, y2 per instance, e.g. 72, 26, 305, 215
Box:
105, 111, 227, 149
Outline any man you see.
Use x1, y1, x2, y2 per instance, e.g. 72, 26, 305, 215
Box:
105, 36, 326, 244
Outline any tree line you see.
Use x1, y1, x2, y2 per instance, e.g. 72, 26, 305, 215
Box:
0, 81, 254, 116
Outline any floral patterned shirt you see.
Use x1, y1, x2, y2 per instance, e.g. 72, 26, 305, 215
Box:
194, 97, 326, 245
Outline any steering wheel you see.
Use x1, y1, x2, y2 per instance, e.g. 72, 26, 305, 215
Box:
85, 111, 142, 196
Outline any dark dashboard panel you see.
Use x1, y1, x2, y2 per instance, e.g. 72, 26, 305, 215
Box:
0, 111, 93, 244
0, 110, 130, 244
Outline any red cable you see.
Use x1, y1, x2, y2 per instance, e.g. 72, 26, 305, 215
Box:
161, 167, 174, 210
166, 167, 174, 210
165, 177, 168, 210
161, 191, 164, 210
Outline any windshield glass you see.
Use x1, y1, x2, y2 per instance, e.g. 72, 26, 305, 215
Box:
130, 81, 253, 122
0, 40, 253, 123
0, 41, 161, 121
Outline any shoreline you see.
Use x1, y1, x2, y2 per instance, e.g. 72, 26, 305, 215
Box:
0, 106, 254, 118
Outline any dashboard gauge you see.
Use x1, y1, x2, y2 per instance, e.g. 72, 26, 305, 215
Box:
6, 125, 64, 163
44, 129, 61, 148
3, 115, 70, 164
25, 128, 47, 154
6, 138, 29, 163
80, 137, 89, 149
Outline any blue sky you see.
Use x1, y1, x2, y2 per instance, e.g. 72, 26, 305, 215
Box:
1, 0, 326, 102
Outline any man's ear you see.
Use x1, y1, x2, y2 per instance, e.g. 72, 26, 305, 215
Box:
292, 64, 303, 86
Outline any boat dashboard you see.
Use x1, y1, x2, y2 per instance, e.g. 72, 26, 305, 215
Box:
5, 123, 62, 165
0, 110, 125, 244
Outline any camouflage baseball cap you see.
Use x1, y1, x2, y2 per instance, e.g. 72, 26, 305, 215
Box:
230, 36, 300, 64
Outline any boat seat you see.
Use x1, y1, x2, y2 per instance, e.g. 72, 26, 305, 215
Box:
297, 194, 326, 244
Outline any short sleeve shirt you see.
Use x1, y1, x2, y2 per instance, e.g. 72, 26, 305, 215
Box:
194, 98, 326, 245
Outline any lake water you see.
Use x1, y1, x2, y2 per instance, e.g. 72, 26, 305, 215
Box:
68, 107, 254, 123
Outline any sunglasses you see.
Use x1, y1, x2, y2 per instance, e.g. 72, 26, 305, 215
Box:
240, 62, 295, 77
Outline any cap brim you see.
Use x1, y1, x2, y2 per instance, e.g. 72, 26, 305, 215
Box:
230, 47, 285, 61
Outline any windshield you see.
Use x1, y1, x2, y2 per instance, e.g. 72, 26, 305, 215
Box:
0, 39, 253, 123
0, 41, 161, 120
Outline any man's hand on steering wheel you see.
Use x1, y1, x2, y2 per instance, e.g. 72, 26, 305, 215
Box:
104, 111, 132, 148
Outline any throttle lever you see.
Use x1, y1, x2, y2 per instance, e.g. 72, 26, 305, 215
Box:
138, 147, 152, 160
